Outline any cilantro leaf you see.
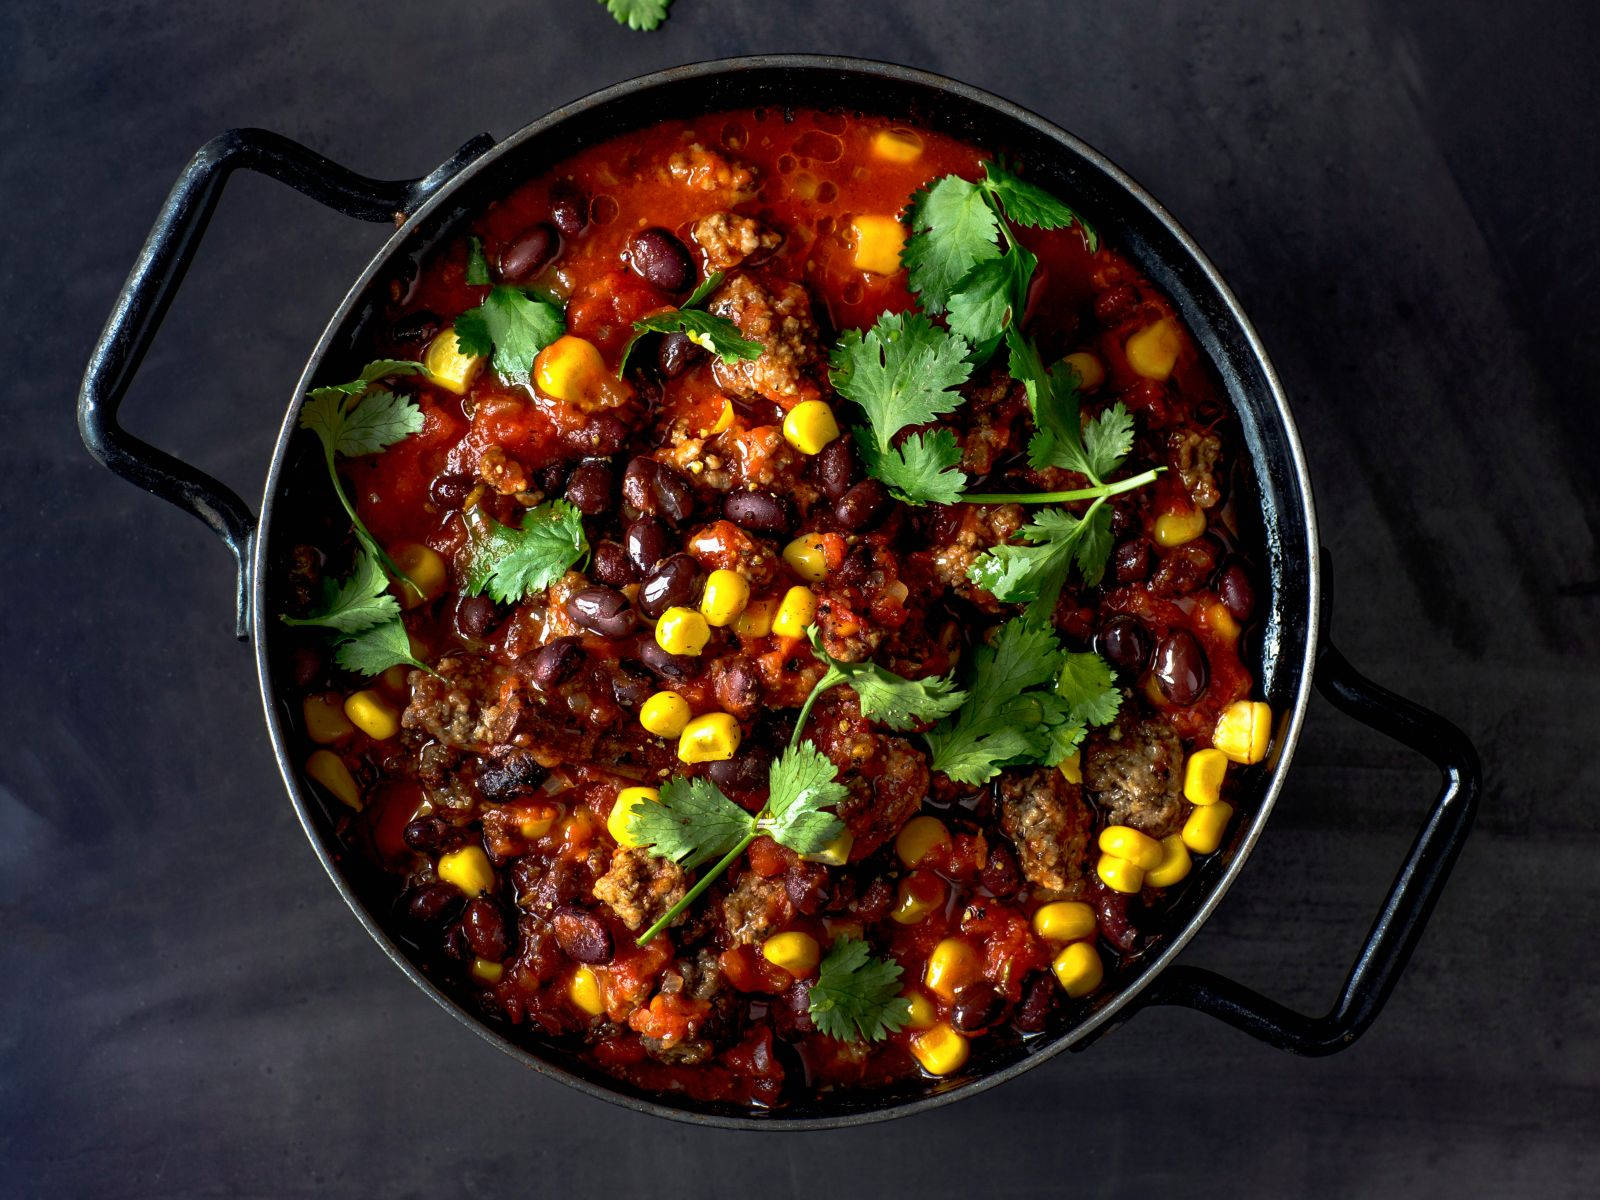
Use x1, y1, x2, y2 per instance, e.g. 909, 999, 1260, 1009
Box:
902, 175, 1001, 313
332, 389, 425, 457
683, 270, 725, 309
281, 547, 399, 634
856, 428, 967, 506
306, 359, 428, 405
807, 938, 912, 1043
968, 504, 1115, 623
465, 501, 588, 604
1057, 651, 1123, 727
598, 0, 671, 30
631, 776, 755, 871
924, 618, 1079, 785
333, 615, 430, 677
805, 627, 966, 732
465, 236, 492, 286
982, 159, 1099, 251
1081, 403, 1136, 480
759, 741, 847, 855
632, 308, 762, 365
455, 286, 565, 385
945, 243, 1036, 346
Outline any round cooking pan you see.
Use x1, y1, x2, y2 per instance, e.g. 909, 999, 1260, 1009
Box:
78, 55, 1480, 1128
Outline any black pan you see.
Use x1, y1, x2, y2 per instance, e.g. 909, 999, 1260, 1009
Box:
78, 56, 1479, 1128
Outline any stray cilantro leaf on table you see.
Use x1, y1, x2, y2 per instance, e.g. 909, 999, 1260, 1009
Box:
598, 0, 672, 31
464, 501, 589, 604
807, 938, 912, 1043
281, 546, 399, 635
454, 286, 566, 385
333, 615, 431, 677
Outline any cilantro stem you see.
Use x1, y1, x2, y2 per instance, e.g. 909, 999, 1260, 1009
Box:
322, 448, 421, 598
960, 467, 1163, 505
636, 829, 757, 946
789, 668, 844, 750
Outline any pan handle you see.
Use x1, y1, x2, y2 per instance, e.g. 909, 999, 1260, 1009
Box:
1143, 641, 1480, 1054
78, 127, 495, 640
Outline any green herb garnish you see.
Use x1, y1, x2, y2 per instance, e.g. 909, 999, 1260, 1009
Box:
598, 0, 671, 30
616, 271, 759, 376
455, 284, 565, 387
463, 501, 589, 604
333, 612, 432, 677
280, 545, 431, 679
794, 627, 967, 740
807, 937, 912, 1043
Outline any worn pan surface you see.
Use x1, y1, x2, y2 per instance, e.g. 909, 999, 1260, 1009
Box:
79, 55, 1479, 1128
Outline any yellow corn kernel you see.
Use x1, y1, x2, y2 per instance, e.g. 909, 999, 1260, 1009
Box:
519, 807, 558, 839
851, 214, 907, 275
923, 937, 981, 1001
305, 749, 361, 811
700, 569, 751, 627
437, 845, 494, 896
895, 816, 951, 868
1154, 506, 1207, 547
1208, 601, 1241, 642
344, 689, 400, 741
639, 692, 691, 738
390, 543, 447, 609
871, 128, 923, 164
1184, 747, 1229, 806
1213, 700, 1273, 765
762, 931, 821, 978
569, 966, 606, 1016
706, 398, 735, 435
1098, 825, 1165, 871
823, 917, 864, 943
534, 334, 626, 409
909, 1023, 970, 1076
889, 876, 943, 925
1097, 852, 1146, 894
803, 828, 854, 866
1145, 834, 1192, 887
1058, 749, 1082, 785
1032, 900, 1096, 944
655, 606, 711, 656
904, 990, 938, 1030
782, 536, 830, 584
302, 692, 354, 744
1063, 350, 1106, 391
781, 400, 841, 455
1182, 800, 1234, 855
1052, 940, 1104, 998
1125, 317, 1183, 381
607, 786, 659, 847
471, 957, 504, 984
423, 327, 485, 395
677, 713, 741, 763
733, 597, 777, 639
771, 586, 818, 639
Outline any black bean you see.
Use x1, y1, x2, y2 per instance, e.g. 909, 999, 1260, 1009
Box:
551, 905, 614, 964
536, 461, 568, 495
456, 594, 500, 641
651, 465, 694, 525
834, 543, 875, 588
1153, 628, 1209, 705
461, 896, 509, 961
530, 637, 584, 689
403, 815, 452, 853
713, 658, 761, 718
389, 310, 441, 344
549, 181, 588, 237
812, 436, 857, 499
586, 413, 628, 457
952, 981, 1005, 1033
498, 222, 559, 283
566, 586, 636, 638
980, 843, 1022, 898
624, 516, 671, 573
708, 746, 773, 796
1097, 615, 1153, 676
657, 331, 703, 378
638, 554, 703, 621
724, 489, 792, 534
834, 479, 888, 531
1014, 973, 1057, 1032
407, 882, 463, 925
1218, 561, 1255, 622
638, 639, 700, 682
564, 458, 615, 515
478, 754, 549, 802
622, 457, 694, 525
429, 471, 476, 510
1112, 539, 1151, 582
610, 662, 654, 710
627, 227, 694, 293
589, 541, 636, 586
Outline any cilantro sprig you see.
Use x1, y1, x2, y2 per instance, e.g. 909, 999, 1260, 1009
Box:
280, 545, 432, 678
616, 271, 760, 376
807, 937, 912, 1043
924, 619, 1121, 785
631, 741, 848, 944
455, 238, 566, 386
463, 501, 589, 604
795, 627, 966, 740
597, 0, 671, 30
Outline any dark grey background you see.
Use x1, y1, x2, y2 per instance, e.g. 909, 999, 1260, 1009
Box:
4, 0, 1596, 1196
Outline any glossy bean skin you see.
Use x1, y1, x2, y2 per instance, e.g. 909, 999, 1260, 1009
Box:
638, 554, 703, 621
1217, 561, 1255, 621
589, 541, 636, 587
712, 658, 761, 718
979, 843, 1021, 898
627, 227, 694, 293
407, 881, 464, 925
708, 746, 773, 797
403, 815, 453, 853
498, 222, 560, 282
548, 181, 588, 237
723, 489, 792, 534
389, 310, 441, 345
834, 479, 888, 531
429, 472, 476, 510
1153, 628, 1209, 705
551, 905, 614, 964
622, 457, 694, 525
638, 639, 700, 682
1112, 538, 1151, 582
477, 754, 550, 802
461, 896, 510, 961
657, 331, 703, 378
812, 437, 857, 499
530, 637, 585, 688
1013, 973, 1057, 1033
610, 663, 654, 711
625, 516, 672, 573
563, 458, 616, 515
566, 587, 636, 638
951, 981, 1005, 1033
456, 594, 500, 640
1097, 615, 1153, 676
